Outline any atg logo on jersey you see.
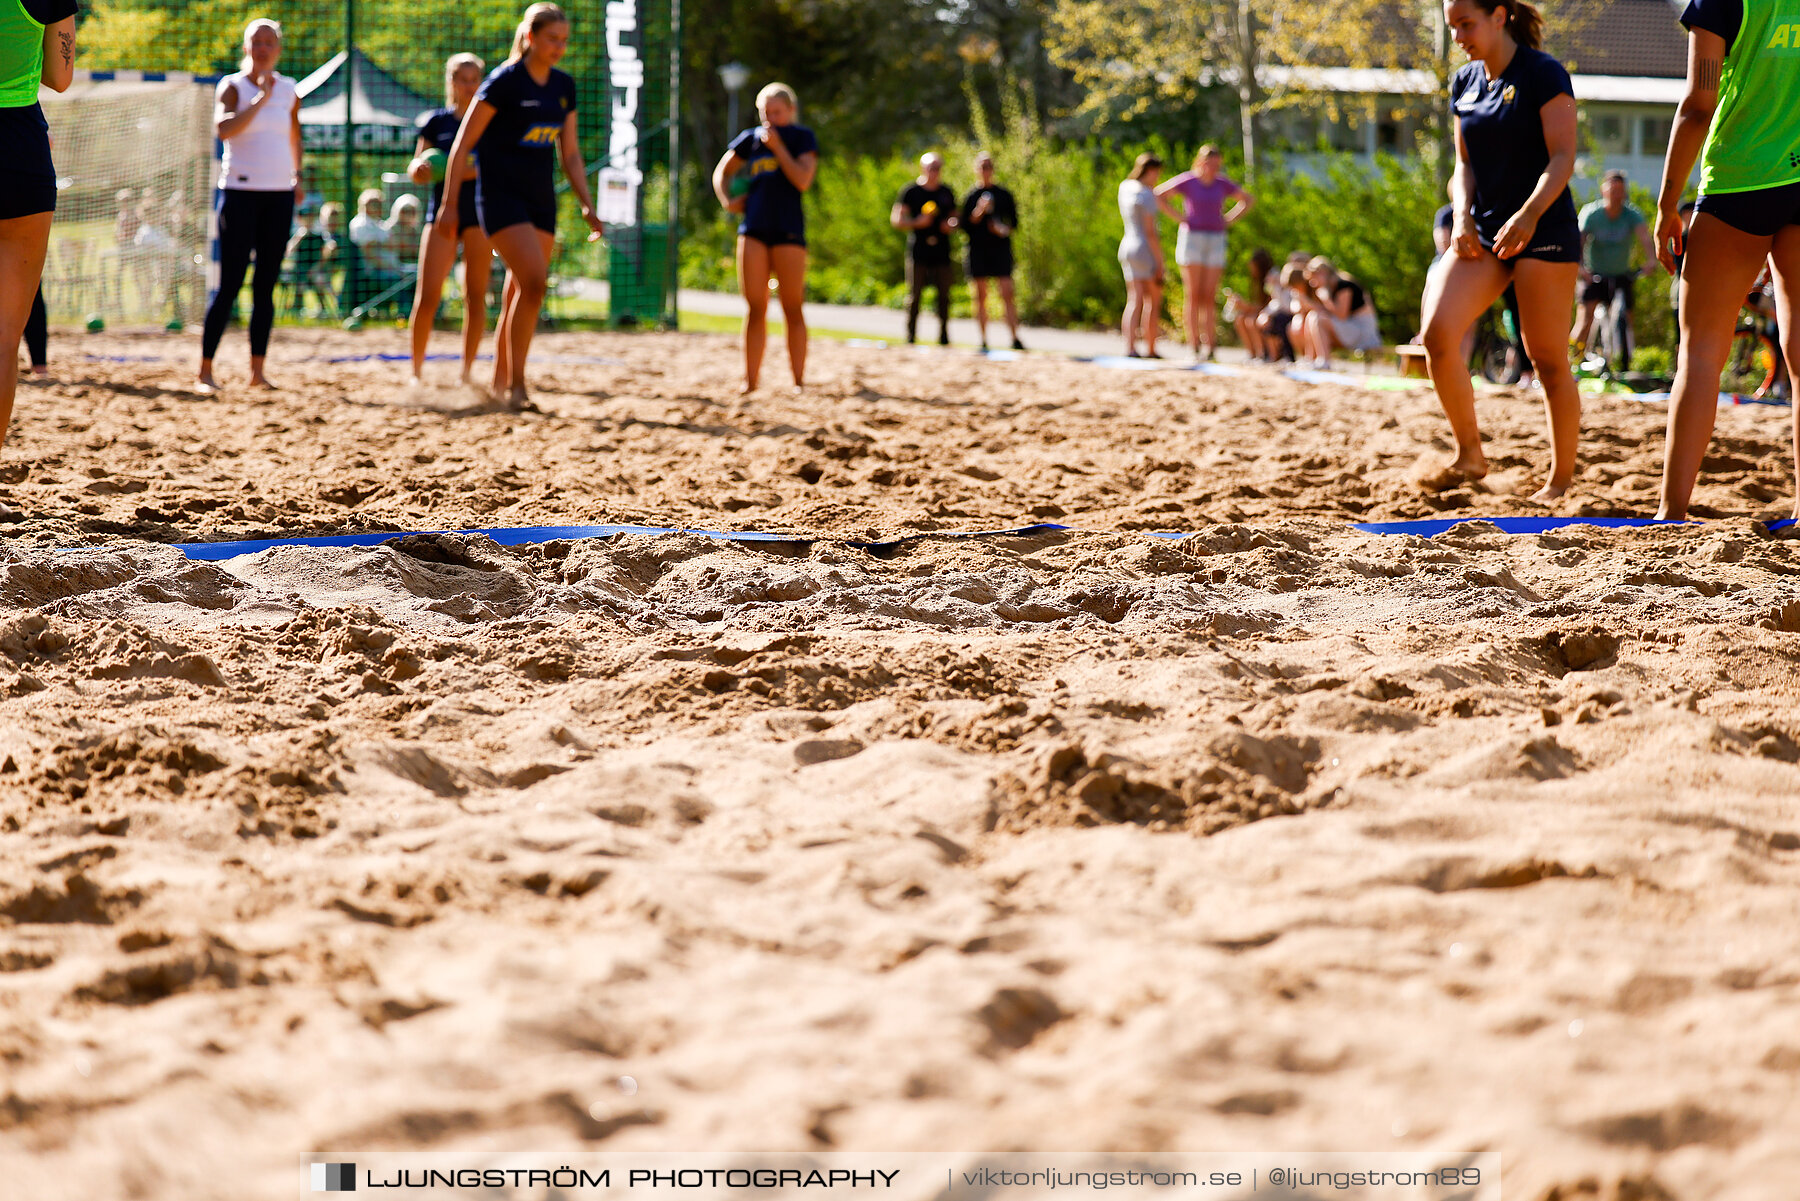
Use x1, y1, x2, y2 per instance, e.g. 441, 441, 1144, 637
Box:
1501, 84, 1515, 104
520, 124, 562, 146
1766, 22, 1800, 50
311, 1162, 356, 1192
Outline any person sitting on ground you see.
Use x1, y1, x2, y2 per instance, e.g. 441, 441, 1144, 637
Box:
387, 194, 423, 269
285, 204, 332, 315
1258, 252, 1311, 361
348, 188, 404, 301
1294, 255, 1380, 368
1225, 246, 1275, 361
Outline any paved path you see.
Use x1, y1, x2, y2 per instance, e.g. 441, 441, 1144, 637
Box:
569, 280, 1248, 362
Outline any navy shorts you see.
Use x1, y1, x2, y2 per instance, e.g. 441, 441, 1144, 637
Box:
1479, 218, 1581, 264
477, 181, 555, 236
741, 227, 805, 248
427, 180, 480, 235
1696, 180, 1800, 239
0, 103, 56, 219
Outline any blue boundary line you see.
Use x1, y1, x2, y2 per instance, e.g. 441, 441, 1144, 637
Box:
153, 514, 1794, 561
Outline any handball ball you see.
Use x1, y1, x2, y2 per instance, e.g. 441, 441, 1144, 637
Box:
84, 314, 104, 333
422, 148, 448, 182
728, 174, 751, 198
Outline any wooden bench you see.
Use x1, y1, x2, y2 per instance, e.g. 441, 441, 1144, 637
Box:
1393, 344, 1430, 378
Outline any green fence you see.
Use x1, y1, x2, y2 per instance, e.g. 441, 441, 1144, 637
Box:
45, 0, 679, 330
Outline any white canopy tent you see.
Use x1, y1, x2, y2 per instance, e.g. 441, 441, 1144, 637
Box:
295, 48, 433, 153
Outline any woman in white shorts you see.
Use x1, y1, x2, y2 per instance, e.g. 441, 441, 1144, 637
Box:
1296, 255, 1380, 367
1156, 144, 1253, 359
1117, 153, 1173, 357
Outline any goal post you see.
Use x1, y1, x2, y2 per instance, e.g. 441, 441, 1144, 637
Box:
43, 0, 683, 331
38, 71, 218, 329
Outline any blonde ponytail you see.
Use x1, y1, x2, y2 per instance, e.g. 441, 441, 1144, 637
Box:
507, 3, 568, 64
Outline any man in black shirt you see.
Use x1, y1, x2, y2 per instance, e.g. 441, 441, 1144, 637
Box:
961, 151, 1023, 351
890, 153, 959, 345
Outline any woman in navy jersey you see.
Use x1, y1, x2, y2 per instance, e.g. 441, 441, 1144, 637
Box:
406, 53, 491, 386
1, 0, 75, 464
712, 82, 819, 393
196, 18, 306, 395
1419, 0, 1582, 501
436, 3, 603, 409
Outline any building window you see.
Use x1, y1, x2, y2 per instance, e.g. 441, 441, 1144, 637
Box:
1639, 115, 1672, 155
1591, 112, 1628, 154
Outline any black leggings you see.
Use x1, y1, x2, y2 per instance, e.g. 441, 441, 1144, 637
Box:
25, 285, 46, 368
202, 188, 294, 359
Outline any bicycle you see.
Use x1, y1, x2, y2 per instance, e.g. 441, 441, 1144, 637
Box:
1470, 291, 1527, 385
1579, 272, 1637, 379
1723, 299, 1785, 400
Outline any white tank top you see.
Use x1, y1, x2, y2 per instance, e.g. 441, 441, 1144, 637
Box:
217, 70, 298, 191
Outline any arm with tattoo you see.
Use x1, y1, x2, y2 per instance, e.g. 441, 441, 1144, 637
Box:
40, 16, 75, 92
1653, 29, 1725, 272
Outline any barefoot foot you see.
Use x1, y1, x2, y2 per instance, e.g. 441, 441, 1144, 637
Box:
1414, 454, 1489, 493
1527, 480, 1571, 504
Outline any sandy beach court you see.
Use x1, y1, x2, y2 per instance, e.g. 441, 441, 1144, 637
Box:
3, 328, 1798, 1200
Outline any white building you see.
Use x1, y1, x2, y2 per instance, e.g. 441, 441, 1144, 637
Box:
1266, 0, 1693, 197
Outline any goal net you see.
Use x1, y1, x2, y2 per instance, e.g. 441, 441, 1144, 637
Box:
38, 72, 217, 329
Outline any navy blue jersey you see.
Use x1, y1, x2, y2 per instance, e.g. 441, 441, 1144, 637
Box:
728, 123, 818, 238
416, 106, 477, 217
1452, 47, 1578, 241
1680, 0, 1742, 49
474, 60, 575, 199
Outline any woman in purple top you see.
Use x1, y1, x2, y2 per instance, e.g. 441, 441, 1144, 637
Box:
1155, 144, 1254, 360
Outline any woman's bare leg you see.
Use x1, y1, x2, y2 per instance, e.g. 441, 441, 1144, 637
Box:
998, 276, 1020, 341
486, 225, 553, 406
1121, 280, 1141, 354
409, 221, 459, 382
1143, 278, 1161, 356
971, 277, 989, 346
0, 213, 52, 454
769, 243, 809, 387
1180, 262, 1203, 349
737, 236, 772, 393
1196, 263, 1223, 355
458, 230, 492, 385
494, 272, 518, 396
1421, 252, 1512, 483
1511, 257, 1583, 500
1658, 215, 1774, 519
1767, 228, 1800, 518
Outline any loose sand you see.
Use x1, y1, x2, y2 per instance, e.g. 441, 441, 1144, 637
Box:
3, 329, 1798, 1200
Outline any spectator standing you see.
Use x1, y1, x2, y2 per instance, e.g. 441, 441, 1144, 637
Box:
1572, 169, 1656, 361
1653, 0, 1800, 520
1117, 153, 1173, 358
1155, 144, 1253, 360
960, 151, 1023, 352
892, 153, 959, 346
